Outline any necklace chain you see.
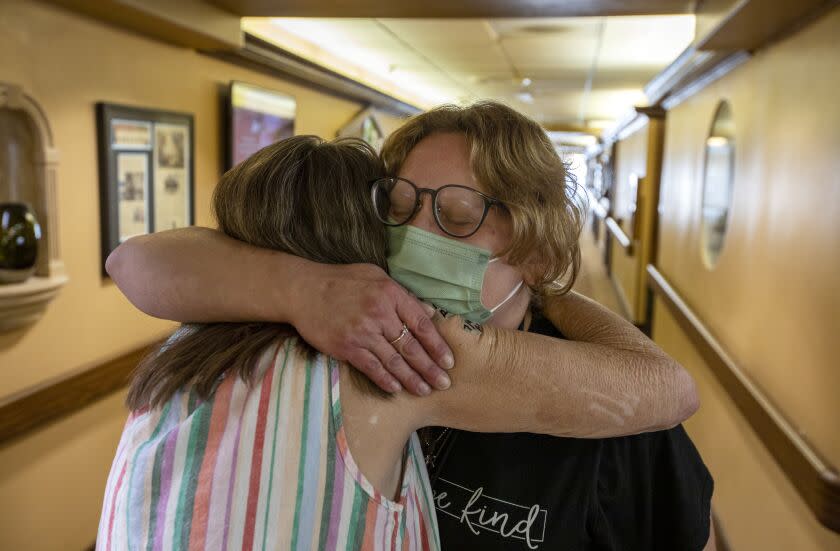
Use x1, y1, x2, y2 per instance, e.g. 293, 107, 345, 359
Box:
422, 427, 453, 470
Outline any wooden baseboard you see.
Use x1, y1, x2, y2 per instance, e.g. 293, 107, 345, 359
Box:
0, 341, 162, 446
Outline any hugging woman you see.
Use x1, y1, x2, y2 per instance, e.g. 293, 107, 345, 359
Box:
105, 102, 713, 550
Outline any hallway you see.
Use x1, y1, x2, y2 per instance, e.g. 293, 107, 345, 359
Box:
573, 216, 626, 319
1, 1, 839, 549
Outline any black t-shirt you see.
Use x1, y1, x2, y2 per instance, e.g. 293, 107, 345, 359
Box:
424, 313, 714, 550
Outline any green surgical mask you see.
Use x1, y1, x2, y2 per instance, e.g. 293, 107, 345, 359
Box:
387, 225, 523, 324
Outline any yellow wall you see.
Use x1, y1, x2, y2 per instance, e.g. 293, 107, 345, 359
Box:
654, 5, 840, 549
609, 123, 648, 321
654, 300, 840, 550
0, 1, 374, 548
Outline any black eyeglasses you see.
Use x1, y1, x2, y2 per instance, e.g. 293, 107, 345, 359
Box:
370, 177, 503, 238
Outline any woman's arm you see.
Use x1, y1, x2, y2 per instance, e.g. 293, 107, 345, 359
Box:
107, 227, 306, 322
106, 227, 453, 395
541, 291, 670, 358
410, 295, 698, 438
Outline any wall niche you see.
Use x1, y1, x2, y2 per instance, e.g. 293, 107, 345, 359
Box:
0, 82, 67, 332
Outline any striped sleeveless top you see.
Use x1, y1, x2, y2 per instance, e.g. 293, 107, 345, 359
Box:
97, 338, 440, 550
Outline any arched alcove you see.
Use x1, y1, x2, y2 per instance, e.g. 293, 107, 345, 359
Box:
0, 82, 67, 332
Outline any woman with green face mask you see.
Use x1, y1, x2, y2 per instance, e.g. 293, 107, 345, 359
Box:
385, 224, 524, 325
107, 102, 714, 550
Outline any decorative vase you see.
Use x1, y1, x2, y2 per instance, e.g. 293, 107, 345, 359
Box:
0, 202, 41, 284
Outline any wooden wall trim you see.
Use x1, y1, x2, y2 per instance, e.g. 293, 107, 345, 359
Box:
208, 0, 695, 18
0, 341, 160, 446
647, 264, 840, 533
605, 216, 634, 255
660, 50, 751, 111
585, 187, 608, 220
591, 200, 608, 221
45, 0, 243, 51
644, 0, 834, 111
203, 34, 421, 118
696, 0, 838, 53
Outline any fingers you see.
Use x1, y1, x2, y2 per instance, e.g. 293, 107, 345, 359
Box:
370, 337, 433, 396
395, 293, 455, 372
395, 327, 452, 391
388, 295, 453, 393
320, 275, 454, 397
344, 348, 402, 394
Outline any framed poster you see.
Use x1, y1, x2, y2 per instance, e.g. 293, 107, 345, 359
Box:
153, 122, 191, 231
97, 103, 194, 275
116, 152, 150, 241
227, 81, 296, 169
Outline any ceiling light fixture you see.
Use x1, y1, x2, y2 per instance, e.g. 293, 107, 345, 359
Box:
516, 92, 535, 104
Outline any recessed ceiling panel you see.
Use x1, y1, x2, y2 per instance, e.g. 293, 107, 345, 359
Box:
244, 14, 694, 128
599, 15, 695, 69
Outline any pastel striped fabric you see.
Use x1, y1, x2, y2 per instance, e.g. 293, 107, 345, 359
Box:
97, 338, 440, 551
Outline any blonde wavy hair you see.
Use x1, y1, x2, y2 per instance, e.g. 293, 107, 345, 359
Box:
381, 101, 585, 297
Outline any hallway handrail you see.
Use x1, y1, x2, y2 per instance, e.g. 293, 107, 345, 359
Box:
0, 340, 161, 446
605, 216, 633, 254
646, 264, 840, 533
584, 187, 608, 220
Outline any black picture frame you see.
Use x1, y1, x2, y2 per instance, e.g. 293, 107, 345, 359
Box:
96, 103, 195, 276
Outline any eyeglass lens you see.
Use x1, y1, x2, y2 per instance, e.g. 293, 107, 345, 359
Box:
372, 178, 488, 237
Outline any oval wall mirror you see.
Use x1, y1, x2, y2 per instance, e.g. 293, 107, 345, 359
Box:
701, 100, 736, 268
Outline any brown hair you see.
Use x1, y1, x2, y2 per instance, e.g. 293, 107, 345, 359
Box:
381, 101, 584, 297
127, 136, 388, 410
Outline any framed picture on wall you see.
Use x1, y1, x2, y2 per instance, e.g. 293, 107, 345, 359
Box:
227, 81, 296, 169
337, 106, 386, 152
96, 102, 195, 275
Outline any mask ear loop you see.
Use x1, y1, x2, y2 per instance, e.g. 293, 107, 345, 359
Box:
486, 257, 525, 313
489, 280, 524, 313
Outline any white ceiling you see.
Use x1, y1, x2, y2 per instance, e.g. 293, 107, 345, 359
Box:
243, 15, 695, 130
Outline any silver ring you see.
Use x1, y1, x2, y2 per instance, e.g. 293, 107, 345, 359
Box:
389, 323, 410, 346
